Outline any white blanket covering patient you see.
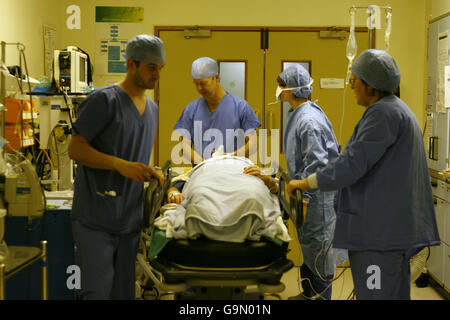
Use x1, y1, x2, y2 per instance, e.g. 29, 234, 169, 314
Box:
154, 156, 291, 243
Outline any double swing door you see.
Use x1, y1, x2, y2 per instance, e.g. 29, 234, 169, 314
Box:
156, 27, 369, 172
156, 27, 369, 265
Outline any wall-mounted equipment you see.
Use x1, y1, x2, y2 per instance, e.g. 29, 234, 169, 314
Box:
184, 27, 211, 39
319, 27, 347, 40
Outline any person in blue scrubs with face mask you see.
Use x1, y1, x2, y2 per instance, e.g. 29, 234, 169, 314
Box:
280, 64, 343, 300
174, 57, 261, 165
288, 49, 440, 300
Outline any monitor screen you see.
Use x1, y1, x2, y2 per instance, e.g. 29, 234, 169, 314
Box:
79, 55, 86, 82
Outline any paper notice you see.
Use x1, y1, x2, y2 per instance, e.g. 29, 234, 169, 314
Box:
445, 65, 450, 109
436, 30, 449, 113
320, 78, 345, 89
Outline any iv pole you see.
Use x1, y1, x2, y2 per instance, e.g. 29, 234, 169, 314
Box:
339, 6, 392, 144
349, 5, 392, 49
260, 29, 269, 167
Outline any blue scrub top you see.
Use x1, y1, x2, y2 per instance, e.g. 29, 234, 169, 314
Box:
71, 85, 158, 235
284, 101, 340, 181
174, 92, 261, 158
316, 95, 440, 251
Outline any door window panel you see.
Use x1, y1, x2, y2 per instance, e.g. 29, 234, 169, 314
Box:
218, 60, 247, 100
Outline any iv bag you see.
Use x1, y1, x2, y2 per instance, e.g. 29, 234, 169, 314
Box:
385, 11, 392, 51
345, 8, 357, 85
346, 9, 357, 62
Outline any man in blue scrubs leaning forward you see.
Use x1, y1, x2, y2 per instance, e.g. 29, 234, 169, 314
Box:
174, 57, 261, 165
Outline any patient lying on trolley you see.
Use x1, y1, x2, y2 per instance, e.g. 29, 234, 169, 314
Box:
153, 155, 291, 243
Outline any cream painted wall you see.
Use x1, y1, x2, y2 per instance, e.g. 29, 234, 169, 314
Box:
59, 0, 430, 126
429, 0, 450, 21
0, 0, 63, 78
2, 0, 442, 129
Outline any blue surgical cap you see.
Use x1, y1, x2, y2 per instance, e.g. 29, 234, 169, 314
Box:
191, 57, 218, 79
350, 49, 400, 92
279, 64, 313, 98
123, 34, 165, 63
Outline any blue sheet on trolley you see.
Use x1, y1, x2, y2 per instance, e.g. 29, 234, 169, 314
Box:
154, 156, 291, 244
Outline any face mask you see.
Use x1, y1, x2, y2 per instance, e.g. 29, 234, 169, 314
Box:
268, 79, 314, 105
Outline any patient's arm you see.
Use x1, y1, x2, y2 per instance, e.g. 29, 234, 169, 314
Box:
167, 187, 184, 204
259, 174, 279, 194
243, 165, 279, 194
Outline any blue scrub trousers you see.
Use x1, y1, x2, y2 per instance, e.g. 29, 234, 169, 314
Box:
348, 248, 419, 300
72, 220, 141, 300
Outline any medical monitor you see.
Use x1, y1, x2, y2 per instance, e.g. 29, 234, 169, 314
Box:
54, 47, 88, 93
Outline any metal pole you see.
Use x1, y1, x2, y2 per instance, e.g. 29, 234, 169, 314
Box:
40, 240, 48, 300
262, 49, 266, 129
262, 49, 266, 167
0, 263, 5, 300
260, 29, 269, 167
1, 41, 6, 141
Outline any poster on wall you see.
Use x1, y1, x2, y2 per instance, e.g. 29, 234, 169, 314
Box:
43, 25, 57, 78
436, 30, 449, 113
95, 6, 144, 75
445, 65, 450, 109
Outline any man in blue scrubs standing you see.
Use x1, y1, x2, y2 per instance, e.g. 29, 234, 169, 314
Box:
287, 49, 440, 299
174, 57, 261, 165
68, 34, 165, 299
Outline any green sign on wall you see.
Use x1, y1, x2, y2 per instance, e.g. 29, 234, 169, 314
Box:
96, 6, 144, 23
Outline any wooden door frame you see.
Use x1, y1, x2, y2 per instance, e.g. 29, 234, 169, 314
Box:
153, 26, 373, 165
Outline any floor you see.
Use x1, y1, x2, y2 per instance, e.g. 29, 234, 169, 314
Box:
273, 266, 446, 300
144, 266, 446, 300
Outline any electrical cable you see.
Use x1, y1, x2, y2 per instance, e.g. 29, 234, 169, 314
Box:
292, 216, 350, 299
32, 136, 55, 171
439, 239, 450, 248
339, 84, 349, 145
52, 129, 60, 189
346, 288, 355, 300
60, 88, 77, 183
290, 200, 352, 300
294, 264, 349, 300
60, 89, 75, 129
